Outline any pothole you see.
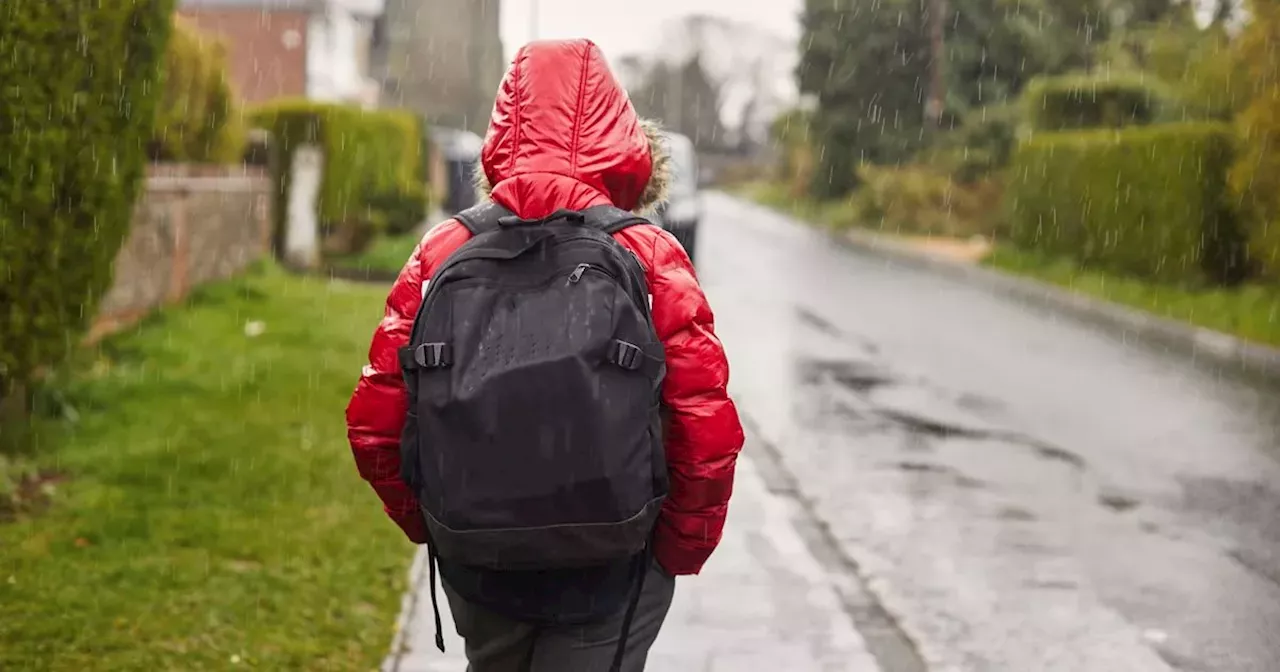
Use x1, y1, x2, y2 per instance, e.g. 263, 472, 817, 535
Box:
1098, 492, 1140, 513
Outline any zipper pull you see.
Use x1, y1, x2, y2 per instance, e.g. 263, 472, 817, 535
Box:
567, 263, 589, 284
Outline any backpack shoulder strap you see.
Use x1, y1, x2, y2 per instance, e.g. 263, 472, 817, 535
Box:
581, 204, 653, 235
453, 201, 515, 236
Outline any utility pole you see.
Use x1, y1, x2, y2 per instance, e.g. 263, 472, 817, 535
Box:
672, 57, 685, 137
530, 0, 539, 41
926, 0, 947, 127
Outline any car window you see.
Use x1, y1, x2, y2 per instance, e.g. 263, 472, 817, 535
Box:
666, 135, 697, 197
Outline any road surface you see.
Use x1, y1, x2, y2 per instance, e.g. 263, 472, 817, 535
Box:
699, 192, 1280, 672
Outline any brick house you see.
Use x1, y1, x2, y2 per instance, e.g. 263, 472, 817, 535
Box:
178, 0, 383, 107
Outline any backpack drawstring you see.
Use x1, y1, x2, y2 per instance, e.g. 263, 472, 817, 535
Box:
427, 544, 445, 652
427, 547, 648, 669
609, 551, 650, 672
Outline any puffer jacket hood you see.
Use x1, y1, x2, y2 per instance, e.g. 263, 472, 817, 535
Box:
474, 39, 670, 218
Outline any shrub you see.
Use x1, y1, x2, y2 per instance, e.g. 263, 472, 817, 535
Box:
151, 17, 246, 163
809, 119, 863, 200
251, 101, 425, 255
1007, 123, 1244, 283
931, 103, 1023, 182
770, 108, 817, 198
851, 164, 1004, 239
1229, 0, 1280, 278
1100, 24, 1249, 122
371, 183, 428, 236
0, 0, 174, 395
1022, 74, 1171, 131
1090, 27, 1248, 135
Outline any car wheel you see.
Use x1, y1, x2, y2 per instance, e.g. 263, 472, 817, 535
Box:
680, 226, 697, 264
669, 225, 696, 262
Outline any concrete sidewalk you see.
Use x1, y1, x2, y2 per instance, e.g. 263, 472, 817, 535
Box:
382, 456, 884, 672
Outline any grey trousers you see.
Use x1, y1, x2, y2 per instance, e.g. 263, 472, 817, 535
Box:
441, 560, 676, 672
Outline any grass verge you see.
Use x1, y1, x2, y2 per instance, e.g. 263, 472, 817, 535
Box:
329, 231, 423, 278
743, 180, 1280, 350
985, 246, 1280, 348
0, 265, 412, 670
740, 171, 1004, 240
740, 181, 860, 230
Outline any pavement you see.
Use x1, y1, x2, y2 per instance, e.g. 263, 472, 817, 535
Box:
383, 455, 884, 672
385, 192, 1280, 671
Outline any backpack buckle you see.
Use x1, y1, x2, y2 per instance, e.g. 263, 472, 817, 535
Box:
414, 342, 452, 368
610, 340, 643, 371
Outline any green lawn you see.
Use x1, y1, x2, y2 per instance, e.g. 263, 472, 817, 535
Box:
330, 231, 423, 277
0, 266, 412, 670
985, 246, 1280, 348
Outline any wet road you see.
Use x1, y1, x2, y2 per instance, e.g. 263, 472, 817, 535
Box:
697, 193, 1280, 672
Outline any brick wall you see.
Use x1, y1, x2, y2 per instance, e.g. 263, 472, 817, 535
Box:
177, 8, 309, 105
91, 165, 272, 342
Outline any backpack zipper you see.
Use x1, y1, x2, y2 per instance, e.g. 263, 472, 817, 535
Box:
567, 263, 590, 284
433, 233, 611, 279
424, 234, 649, 321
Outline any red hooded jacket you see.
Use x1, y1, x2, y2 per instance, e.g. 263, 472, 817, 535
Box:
345, 39, 744, 576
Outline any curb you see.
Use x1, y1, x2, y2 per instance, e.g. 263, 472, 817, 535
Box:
381, 546, 429, 672
831, 227, 1280, 380
742, 415, 933, 672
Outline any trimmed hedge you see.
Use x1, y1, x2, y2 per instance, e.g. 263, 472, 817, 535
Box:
1007, 123, 1244, 284
1230, 0, 1280, 278
1022, 74, 1170, 131
0, 0, 175, 391
151, 17, 246, 164
252, 101, 426, 254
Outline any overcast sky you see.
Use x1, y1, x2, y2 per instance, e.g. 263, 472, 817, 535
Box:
499, 0, 803, 62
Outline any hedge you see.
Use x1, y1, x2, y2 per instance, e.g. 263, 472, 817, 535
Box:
0, 0, 174, 393
1022, 74, 1170, 132
1006, 123, 1244, 284
150, 16, 246, 164
851, 164, 1005, 239
1229, 0, 1280, 278
251, 101, 426, 254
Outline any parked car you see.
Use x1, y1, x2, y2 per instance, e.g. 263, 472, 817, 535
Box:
431, 127, 483, 215
653, 131, 702, 262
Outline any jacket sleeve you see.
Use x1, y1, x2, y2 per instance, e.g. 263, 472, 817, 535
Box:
647, 231, 745, 575
345, 230, 438, 543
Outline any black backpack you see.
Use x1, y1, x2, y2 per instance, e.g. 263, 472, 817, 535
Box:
398, 202, 669, 669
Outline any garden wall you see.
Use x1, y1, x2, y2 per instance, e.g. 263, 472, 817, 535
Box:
90, 165, 272, 341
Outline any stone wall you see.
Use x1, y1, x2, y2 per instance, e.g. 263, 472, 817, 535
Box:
90, 165, 272, 341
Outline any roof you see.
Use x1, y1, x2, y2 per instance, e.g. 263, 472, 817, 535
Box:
178, 0, 320, 9
178, 0, 383, 14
